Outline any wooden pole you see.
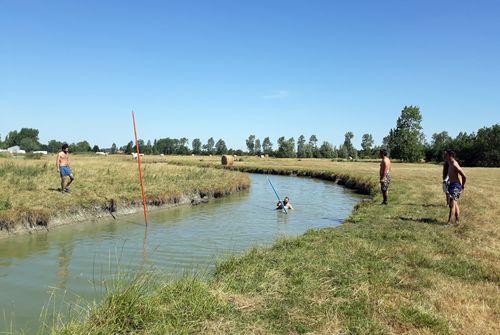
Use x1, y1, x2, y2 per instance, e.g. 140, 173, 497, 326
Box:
132, 111, 149, 225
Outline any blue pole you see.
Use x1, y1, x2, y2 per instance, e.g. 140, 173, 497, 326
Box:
268, 177, 288, 214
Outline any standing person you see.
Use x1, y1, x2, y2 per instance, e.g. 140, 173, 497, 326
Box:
442, 150, 450, 206
56, 144, 74, 193
379, 149, 391, 205
445, 150, 466, 225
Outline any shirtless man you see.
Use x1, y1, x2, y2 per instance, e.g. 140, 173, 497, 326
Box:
276, 197, 294, 211
379, 149, 391, 205
445, 150, 466, 225
56, 144, 74, 193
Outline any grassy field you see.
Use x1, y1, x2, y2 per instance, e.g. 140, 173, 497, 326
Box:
51, 156, 499, 334
0, 155, 249, 234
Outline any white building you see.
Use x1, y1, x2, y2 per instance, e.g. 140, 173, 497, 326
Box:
8, 146, 26, 154
33, 151, 48, 155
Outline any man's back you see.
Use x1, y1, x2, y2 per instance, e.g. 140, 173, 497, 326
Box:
448, 159, 461, 183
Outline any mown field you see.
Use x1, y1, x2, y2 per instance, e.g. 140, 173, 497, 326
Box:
0, 155, 249, 234
52, 156, 499, 335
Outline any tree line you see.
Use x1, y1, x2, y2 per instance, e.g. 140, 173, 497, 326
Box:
1, 106, 498, 167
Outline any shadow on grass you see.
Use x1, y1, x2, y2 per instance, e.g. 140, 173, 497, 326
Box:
398, 216, 443, 225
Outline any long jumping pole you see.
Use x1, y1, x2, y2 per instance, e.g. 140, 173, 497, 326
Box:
268, 177, 287, 214
132, 111, 149, 226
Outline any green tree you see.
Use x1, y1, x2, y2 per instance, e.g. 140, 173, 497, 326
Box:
387, 106, 425, 162
361, 133, 374, 157
92, 145, 100, 152
215, 139, 228, 155
262, 137, 273, 155
309, 135, 319, 158
297, 135, 306, 158
203, 137, 215, 155
342, 132, 357, 158
276, 137, 295, 158
192, 138, 202, 155
246, 135, 256, 154
123, 141, 134, 154
110, 143, 117, 154
319, 141, 335, 158
177, 138, 189, 155
20, 137, 40, 152
47, 140, 63, 153
426, 131, 452, 162
254, 139, 262, 155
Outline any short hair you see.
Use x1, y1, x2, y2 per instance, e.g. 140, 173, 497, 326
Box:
446, 149, 456, 158
380, 149, 388, 157
62, 143, 69, 150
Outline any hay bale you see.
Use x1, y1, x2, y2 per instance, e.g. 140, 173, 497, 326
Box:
221, 155, 234, 166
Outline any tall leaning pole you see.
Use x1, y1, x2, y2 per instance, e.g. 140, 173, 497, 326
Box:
132, 111, 149, 226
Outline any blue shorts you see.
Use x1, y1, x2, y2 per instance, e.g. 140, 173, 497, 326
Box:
60, 166, 73, 177
448, 182, 462, 201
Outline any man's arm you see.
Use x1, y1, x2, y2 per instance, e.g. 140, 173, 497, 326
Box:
442, 162, 448, 180
456, 163, 467, 188
380, 160, 386, 180
56, 153, 60, 171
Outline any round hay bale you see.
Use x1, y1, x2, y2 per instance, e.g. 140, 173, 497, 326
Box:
221, 155, 234, 166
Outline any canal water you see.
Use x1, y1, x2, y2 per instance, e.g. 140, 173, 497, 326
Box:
0, 174, 361, 333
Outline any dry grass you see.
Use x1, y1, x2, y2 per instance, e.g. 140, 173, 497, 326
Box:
49, 156, 499, 334
0, 154, 249, 233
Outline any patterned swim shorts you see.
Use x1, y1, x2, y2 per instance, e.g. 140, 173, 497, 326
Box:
381, 172, 391, 192
448, 182, 462, 201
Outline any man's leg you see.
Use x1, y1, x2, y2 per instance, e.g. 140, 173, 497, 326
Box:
455, 202, 460, 223
60, 176, 66, 193
447, 199, 455, 224
66, 174, 74, 188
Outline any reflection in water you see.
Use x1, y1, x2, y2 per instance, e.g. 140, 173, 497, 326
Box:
0, 174, 362, 334
56, 242, 73, 289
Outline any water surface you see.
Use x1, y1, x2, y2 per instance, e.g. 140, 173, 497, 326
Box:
0, 174, 361, 332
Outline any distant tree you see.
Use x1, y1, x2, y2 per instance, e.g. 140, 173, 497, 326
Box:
309, 135, 319, 158
144, 140, 153, 154
262, 137, 273, 155
203, 137, 215, 155
361, 133, 374, 157
387, 106, 425, 162
71, 141, 92, 153
297, 135, 306, 158
254, 139, 262, 155
192, 138, 202, 155
47, 140, 63, 153
425, 131, 452, 162
92, 145, 100, 152
177, 138, 189, 155
123, 141, 134, 154
215, 139, 228, 155
20, 137, 40, 152
0, 134, 3, 148
110, 143, 117, 154
342, 132, 357, 158
246, 135, 256, 154
319, 141, 335, 158
276, 137, 295, 158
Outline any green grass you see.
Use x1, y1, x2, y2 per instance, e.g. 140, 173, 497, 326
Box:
0, 155, 249, 234
44, 156, 500, 334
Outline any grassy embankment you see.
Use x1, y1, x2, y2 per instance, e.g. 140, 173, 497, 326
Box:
0, 155, 249, 235
53, 156, 499, 334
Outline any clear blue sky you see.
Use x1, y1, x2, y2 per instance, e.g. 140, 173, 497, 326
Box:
1, 0, 499, 149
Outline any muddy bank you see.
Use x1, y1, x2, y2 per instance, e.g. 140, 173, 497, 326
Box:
0, 183, 249, 239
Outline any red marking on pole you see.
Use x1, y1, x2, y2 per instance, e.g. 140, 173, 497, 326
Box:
132, 111, 149, 225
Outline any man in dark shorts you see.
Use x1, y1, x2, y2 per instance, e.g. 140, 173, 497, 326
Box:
445, 150, 466, 225
56, 143, 74, 193
379, 149, 391, 205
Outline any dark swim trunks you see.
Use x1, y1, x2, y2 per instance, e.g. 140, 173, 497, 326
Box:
448, 182, 462, 201
60, 166, 73, 177
381, 172, 391, 192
